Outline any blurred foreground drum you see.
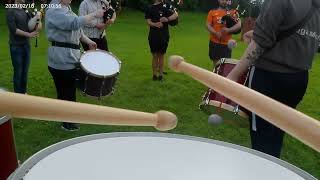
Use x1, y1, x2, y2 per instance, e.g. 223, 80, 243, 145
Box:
9, 133, 316, 180
0, 116, 18, 180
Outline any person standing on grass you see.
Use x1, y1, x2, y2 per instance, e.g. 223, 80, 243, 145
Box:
228, 0, 320, 158
79, 0, 116, 51
145, 0, 178, 81
45, 0, 104, 131
206, 0, 241, 65
6, 0, 39, 94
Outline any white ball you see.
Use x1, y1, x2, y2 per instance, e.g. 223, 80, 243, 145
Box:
208, 114, 223, 125
227, 39, 237, 49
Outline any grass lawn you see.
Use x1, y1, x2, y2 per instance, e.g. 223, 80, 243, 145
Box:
0, 7, 319, 179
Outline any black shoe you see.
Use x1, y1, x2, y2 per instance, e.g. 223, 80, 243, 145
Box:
158, 75, 163, 81
62, 122, 79, 131
152, 75, 158, 81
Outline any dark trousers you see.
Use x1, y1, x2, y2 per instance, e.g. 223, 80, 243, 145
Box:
248, 67, 308, 158
48, 67, 76, 101
9, 44, 30, 94
82, 36, 109, 51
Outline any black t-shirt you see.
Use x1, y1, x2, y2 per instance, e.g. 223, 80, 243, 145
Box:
145, 2, 174, 40
6, 8, 31, 45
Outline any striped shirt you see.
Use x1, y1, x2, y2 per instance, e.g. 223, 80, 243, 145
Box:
79, 0, 105, 38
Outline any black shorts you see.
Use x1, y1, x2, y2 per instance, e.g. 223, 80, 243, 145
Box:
148, 35, 169, 54
209, 41, 231, 61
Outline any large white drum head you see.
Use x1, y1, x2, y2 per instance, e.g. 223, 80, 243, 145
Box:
10, 133, 316, 180
80, 50, 120, 77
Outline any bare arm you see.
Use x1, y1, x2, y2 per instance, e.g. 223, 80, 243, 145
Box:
229, 19, 241, 33
16, 29, 38, 38
167, 11, 178, 21
227, 39, 266, 81
80, 31, 92, 44
206, 22, 216, 34
110, 11, 116, 22
147, 19, 162, 28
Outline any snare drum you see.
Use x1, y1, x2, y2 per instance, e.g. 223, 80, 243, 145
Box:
9, 133, 316, 180
200, 58, 249, 121
77, 50, 121, 98
0, 116, 18, 180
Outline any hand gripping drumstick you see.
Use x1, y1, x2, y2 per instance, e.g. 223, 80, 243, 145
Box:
0, 92, 177, 131
169, 55, 320, 152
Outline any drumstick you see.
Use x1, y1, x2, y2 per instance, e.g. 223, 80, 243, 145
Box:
169, 55, 320, 152
0, 92, 177, 131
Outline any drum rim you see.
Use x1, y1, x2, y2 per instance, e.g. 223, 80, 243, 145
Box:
200, 100, 249, 119
80, 50, 122, 78
0, 89, 11, 125
9, 132, 317, 180
0, 115, 11, 125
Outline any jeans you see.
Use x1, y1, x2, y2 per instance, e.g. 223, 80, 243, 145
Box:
10, 44, 30, 94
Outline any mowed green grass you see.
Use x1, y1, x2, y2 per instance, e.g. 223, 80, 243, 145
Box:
0, 8, 319, 178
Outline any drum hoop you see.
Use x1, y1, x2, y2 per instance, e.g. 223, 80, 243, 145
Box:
216, 58, 238, 66
0, 89, 11, 125
8, 132, 317, 180
207, 100, 249, 119
80, 50, 121, 78
0, 115, 11, 125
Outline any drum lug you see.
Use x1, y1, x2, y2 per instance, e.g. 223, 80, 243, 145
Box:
233, 105, 240, 115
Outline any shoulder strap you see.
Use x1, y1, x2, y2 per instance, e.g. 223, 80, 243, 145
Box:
277, 2, 315, 41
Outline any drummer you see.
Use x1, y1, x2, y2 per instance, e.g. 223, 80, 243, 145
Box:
79, 0, 116, 51
45, 0, 104, 131
6, 0, 39, 94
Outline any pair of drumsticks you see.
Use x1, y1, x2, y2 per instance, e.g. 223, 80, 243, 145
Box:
0, 56, 319, 152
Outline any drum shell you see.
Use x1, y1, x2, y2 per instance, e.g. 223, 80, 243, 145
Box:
77, 68, 118, 97
200, 58, 249, 119
210, 59, 248, 105
0, 116, 18, 180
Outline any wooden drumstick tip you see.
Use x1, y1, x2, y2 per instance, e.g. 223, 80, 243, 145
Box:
155, 111, 178, 131
169, 55, 184, 72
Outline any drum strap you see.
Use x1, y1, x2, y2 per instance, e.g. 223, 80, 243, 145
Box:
51, 41, 80, 50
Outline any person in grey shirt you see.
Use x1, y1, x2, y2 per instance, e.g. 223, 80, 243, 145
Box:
228, 0, 320, 158
45, 0, 104, 131
79, 0, 116, 51
6, 0, 39, 94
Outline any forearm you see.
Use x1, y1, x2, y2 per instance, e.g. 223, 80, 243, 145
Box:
228, 40, 265, 81
80, 33, 92, 44
111, 12, 116, 22
15, 29, 30, 38
147, 19, 156, 27
168, 11, 178, 21
229, 20, 241, 33
206, 23, 216, 34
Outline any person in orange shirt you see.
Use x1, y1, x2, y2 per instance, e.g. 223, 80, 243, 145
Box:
206, 0, 241, 63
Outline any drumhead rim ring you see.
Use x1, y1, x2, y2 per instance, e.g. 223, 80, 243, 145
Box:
0, 115, 12, 125
8, 132, 317, 180
205, 100, 249, 119
0, 89, 11, 125
80, 50, 121, 78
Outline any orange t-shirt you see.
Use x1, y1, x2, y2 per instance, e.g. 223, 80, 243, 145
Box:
207, 9, 233, 45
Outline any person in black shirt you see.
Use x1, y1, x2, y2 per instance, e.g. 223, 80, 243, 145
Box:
145, 0, 178, 81
6, 0, 39, 94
